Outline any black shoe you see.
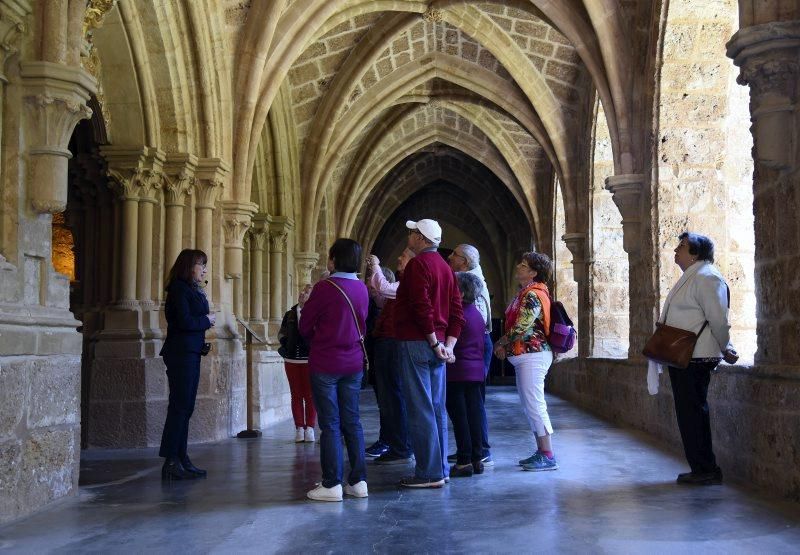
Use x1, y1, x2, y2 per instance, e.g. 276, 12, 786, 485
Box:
677, 469, 722, 485
161, 458, 197, 481
472, 461, 485, 475
181, 457, 207, 477
449, 463, 474, 478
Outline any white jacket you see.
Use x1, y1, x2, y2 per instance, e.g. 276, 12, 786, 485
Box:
661, 261, 733, 358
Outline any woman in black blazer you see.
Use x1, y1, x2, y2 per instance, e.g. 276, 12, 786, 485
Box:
159, 249, 216, 480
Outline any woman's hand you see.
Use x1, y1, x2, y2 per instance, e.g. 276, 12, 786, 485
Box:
207, 313, 216, 326
367, 254, 380, 267
723, 348, 739, 364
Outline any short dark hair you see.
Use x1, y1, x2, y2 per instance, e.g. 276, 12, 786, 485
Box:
165, 248, 207, 288
329, 238, 362, 273
679, 232, 715, 263
521, 251, 552, 283
456, 272, 483, 305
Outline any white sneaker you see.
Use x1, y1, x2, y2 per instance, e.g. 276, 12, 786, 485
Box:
343, 480, 368, 498
307, 483, 343, 502
294, 427, 304, 443
304, 427, 315, 442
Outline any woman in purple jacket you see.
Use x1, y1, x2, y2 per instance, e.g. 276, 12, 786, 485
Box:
299, 238, 369, 502
445, 272, 488, 477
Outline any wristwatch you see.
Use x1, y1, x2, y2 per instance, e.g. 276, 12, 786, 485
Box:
430, 340, 443, 350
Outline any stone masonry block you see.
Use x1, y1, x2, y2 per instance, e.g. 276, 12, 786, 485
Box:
28, 356, 80, 428
91, 358, 147, 401
0, 360, 29, 438
19, 429, 76, 514
0, 439, 22, 523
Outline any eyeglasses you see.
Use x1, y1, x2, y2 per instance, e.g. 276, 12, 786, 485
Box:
450, 251, 467, 262
195, 262, 207, 269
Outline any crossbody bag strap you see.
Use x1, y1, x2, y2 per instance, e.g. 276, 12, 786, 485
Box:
324, 279, 367, 357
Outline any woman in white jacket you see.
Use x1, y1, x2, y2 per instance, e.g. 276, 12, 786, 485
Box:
665, 232, 738, 485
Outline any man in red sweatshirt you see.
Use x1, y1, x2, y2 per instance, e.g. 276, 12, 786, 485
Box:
394, 219, 464, 488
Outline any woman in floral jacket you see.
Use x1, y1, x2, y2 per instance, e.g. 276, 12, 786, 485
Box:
494, 252, 558, 472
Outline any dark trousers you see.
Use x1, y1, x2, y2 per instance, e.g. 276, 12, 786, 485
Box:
446, 381, 485, 465
668, 361, 719, 473
373, 338, 411, 456
311, 371, 367, 488
159, 354, 201, 459
480, 333, 492, 457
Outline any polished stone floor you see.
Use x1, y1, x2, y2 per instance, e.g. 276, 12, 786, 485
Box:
2, 387, 800, 554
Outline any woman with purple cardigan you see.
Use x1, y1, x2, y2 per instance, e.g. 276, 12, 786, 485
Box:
299, 238, 369, 502
445, 272, 488, 477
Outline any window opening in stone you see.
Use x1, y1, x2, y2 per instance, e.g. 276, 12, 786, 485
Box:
657, 0, 756, 363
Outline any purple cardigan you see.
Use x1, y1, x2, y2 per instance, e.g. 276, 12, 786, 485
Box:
299, 277, 368, 375
447, 304, 486, 382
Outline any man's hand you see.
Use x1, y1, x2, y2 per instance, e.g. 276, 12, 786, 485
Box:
433, 343, 449, 360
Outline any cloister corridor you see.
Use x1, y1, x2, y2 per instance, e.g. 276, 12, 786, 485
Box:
3, 1, 800, 549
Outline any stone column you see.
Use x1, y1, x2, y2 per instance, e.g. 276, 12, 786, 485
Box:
162, 155, 197, 269
563, 233, 590, 357
604, 174, 653, 356
249, 227, 267, 323
21, 61, 95, 213
728, 22, 800, 365
222, 201, 257, 317
269, 228, 288, 327
294, 251, 320, 292
103, 147, 166, 307
195, 159, 227, 302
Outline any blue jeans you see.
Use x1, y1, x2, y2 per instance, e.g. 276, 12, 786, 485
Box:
374, 338, 411, 457
480, 333, 492, 457
398, 340, 447, 481
310, 372, 367, 488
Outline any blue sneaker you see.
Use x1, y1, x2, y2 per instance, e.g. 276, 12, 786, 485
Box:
480, 454, 494, 467
365, 441, 389, 458
518, 453, 538, 466
521, 452, 558, 472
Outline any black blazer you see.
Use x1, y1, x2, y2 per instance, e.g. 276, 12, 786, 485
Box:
160, 279, 212, 357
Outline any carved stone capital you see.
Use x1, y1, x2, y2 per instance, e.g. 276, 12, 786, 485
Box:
163, 153, 198, 206
101, 146, 166, 201
194, 158, 229, 209
294, 251, 319, 288
249, 227, 268, 250
0, 0, 31, 82
222, 201, 258, 278
269, 216, 294, 253
562, 232, 589, 284
21, 61, 97, 212
728, 22, 800, 170
604, 174, 644, 256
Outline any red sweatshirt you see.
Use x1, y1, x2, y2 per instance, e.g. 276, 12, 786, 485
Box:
393, 250, 465, 341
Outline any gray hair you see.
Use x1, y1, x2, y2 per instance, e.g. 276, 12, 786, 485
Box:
455, 272, 483, 305
457, 244, 480, 270
381, 266, 396, 283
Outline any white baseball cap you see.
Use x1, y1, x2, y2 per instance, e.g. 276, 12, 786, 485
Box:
406, 219, 442, 243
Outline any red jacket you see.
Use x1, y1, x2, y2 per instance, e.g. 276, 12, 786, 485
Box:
393, 250, 464, 341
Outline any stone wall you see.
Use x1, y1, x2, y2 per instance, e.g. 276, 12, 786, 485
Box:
591, 100, 629, 358
657, 0, 756, 359
548, 357, 800, 500
252, 349, 293, 429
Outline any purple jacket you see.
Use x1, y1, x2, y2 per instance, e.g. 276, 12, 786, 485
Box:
299, 276, 368, 375
447, 304, 486, 382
